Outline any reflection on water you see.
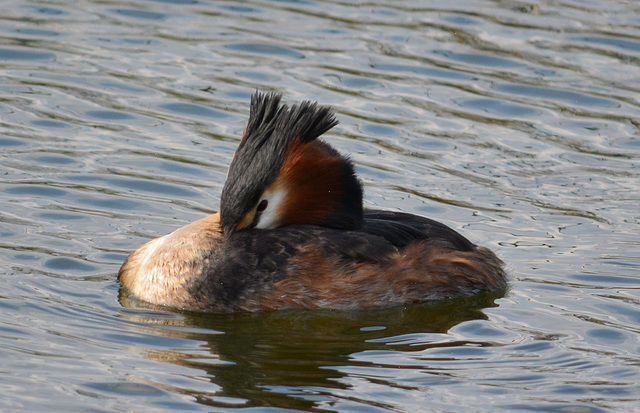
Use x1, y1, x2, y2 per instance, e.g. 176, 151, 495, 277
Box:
119, 292, 502, 409
1, 0, 640, 411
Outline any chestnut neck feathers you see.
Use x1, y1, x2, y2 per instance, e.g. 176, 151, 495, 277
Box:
220, 92, 363, 234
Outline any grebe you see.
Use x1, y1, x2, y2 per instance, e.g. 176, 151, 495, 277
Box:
118, 92, 506, 311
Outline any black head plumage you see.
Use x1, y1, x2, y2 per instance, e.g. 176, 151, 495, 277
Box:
220, 91, 343, 234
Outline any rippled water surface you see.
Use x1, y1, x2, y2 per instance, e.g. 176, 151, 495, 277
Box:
2, 0, 640, 411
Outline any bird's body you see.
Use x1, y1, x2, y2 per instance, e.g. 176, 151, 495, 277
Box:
119, 92, 506, 311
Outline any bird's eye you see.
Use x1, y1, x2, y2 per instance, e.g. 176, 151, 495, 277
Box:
256, 199, 268, 213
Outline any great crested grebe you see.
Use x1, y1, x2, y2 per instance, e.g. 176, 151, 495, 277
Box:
119, 92, 506, 311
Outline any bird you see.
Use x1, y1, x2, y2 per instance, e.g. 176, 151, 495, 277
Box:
118, 91, 506, 312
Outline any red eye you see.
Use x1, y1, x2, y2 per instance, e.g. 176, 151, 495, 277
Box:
257, 199, 268, 212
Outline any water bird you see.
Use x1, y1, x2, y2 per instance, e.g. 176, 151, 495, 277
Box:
118, 92, 506, 311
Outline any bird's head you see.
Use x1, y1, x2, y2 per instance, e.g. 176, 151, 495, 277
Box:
219, 92, 363, 234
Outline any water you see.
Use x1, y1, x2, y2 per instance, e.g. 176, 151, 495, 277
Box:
1, 0, 639, 411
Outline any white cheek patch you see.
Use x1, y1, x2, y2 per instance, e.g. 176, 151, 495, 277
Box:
255, 186, 288, 229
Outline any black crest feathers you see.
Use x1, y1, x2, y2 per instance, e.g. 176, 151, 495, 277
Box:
220, 91, 340, 233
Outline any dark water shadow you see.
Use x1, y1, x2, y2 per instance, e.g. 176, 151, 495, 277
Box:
119, 291, 503, 409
